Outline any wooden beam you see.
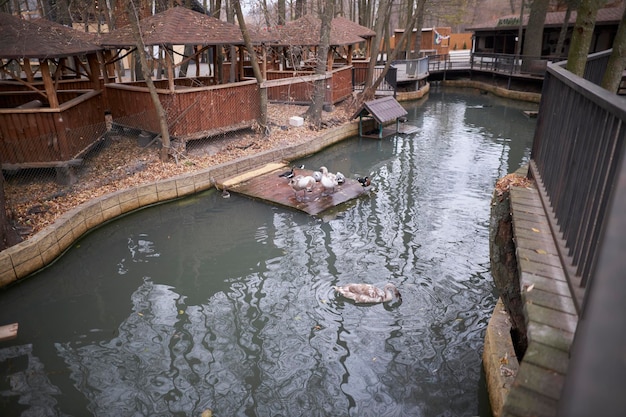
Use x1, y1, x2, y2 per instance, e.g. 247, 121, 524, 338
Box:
0, 323, 18, 342
39, 59, 59, 108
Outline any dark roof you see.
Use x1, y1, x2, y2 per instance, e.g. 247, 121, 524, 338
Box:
100, 6, 244, 47
0, 12, 102, 59
352, 96, 408, 124
468, 4, 625, 31
267, 14, 366, 46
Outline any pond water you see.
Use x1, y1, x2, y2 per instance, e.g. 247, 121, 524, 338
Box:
0, 87, 537, 417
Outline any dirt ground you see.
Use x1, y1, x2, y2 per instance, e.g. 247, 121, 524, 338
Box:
4, 102, 354, 241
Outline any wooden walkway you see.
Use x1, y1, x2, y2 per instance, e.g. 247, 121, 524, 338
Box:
220, 163, 371, 216
500, 184, 579, 417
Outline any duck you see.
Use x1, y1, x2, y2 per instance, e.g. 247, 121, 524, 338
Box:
320, 166, 339, 195
214, 183, 230, 198
357, 176, 371, 187
333, 283, 401, 304
278, 164, 304, 179
335, 172, 346, 184
289, 174, 317, 201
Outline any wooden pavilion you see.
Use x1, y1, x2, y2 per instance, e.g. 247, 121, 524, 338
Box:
100, 6, 261, 143
0, 12, 107, 181
260, 15, 374, 105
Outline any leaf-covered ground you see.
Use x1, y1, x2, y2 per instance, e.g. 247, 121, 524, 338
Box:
5, 103, 353, 241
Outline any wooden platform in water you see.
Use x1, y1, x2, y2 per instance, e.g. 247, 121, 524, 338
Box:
220, 163, 370, 215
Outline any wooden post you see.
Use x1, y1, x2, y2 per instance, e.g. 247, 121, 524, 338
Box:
22, 59, 34, 82
39, 59, 59, 108
87, 53, 101, 90
165, 46, 175, 92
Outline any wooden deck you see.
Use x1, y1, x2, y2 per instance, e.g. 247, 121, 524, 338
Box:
220, 163, 371, 215
499, 184, 579, 417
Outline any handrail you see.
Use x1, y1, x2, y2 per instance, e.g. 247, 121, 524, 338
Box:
529, 49, 626, 313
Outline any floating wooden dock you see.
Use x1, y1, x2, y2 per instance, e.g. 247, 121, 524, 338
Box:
220, 163, 371, 215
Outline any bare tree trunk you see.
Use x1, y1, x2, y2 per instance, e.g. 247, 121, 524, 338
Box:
278, 0, 286, 25
233, 0, 268, 132
555, 5, 573, 58
521, 0, 550, 71
601, 4, 626, 92
126, 0, 171, 161
365, 0, 392, 90
305, 0, 335, 128
359, 3, 421, 104
567, 0, 607, 76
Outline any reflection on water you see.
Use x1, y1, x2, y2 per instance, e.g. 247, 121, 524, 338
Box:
0, 88, 537, 416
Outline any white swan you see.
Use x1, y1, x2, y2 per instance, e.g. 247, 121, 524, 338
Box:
289, 174, 316, 201
333, 283, 401, 304
319, 166, 339, 195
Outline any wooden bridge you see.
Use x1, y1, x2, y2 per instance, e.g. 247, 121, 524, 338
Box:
487, 50, 626, 416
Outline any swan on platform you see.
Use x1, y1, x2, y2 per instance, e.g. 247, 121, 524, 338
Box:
336, 172, 346, 184
312, 170, 323, 182
289, 174, 316, 201
333, 283, 401, 304
320, 166, 339, 195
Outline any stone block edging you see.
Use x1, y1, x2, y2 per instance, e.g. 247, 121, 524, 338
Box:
0, 121, 362, 288
442, 79, 541, 103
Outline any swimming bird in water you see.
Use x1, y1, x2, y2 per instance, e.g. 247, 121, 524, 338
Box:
278, 164, 304, 179
320, 166, 339, 195
214, 183, 230, 198
333, 283, 401, 304
289, 174, 316, 201
357, 176, 371, 187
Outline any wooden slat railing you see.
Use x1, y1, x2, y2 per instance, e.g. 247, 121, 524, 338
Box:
529, 49, 626, 313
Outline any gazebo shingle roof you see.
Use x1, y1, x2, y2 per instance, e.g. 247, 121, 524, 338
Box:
100, 6, 244, 47
0, 12, 102, 59
267, 14, 366, 46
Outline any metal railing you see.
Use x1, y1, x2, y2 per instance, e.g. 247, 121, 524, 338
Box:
529, 49, 626, 313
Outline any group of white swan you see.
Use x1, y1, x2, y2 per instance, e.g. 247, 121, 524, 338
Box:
284, 165, 346, 201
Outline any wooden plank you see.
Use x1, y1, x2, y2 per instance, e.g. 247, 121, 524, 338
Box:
523, 287, 578, 316
520, 272, 571, 297
526, 321, 575, 352
523, 342, 570, 375
525, 303, 578, 334
514, 362, 566, 401
0, 323, 18, 342
503, 385, 559, 417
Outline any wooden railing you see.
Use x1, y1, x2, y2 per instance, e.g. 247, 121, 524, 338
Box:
546, 51, 626, 417
529, 50, 626, 313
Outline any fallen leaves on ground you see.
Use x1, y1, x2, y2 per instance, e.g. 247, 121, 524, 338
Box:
4, 103, 353, 241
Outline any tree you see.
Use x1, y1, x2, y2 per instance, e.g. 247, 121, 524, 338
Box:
358, 0, 424, 105
233, 0, 269, 133
304, 0, 335, 128
601, 3, 626, 92
521, 0, 550, 71
567, 0, 607, 76
126, 0, 172, 161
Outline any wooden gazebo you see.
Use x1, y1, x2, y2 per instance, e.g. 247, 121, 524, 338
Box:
0, 13, 107, 182
260, 15, 371, 105
100, 6, 260, 142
